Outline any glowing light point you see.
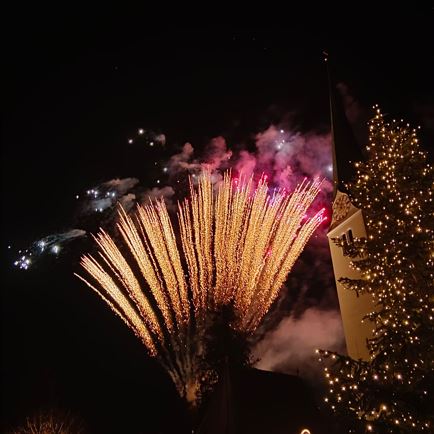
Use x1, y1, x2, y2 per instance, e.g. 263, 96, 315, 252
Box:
128, 139, 133, 144
52, 245, 60, 254
138, 129, 144, 135
76, 195, 79, 199
163, 167, 168, 173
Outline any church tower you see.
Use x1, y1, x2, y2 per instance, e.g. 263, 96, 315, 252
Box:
326, 61, 375, 361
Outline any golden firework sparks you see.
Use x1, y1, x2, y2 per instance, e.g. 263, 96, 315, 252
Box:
76, 170, 325, 404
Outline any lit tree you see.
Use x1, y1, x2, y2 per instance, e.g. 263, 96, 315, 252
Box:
318, 106, 434, 433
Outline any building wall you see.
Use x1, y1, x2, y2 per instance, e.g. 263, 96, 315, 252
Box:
328, 191, 375, 361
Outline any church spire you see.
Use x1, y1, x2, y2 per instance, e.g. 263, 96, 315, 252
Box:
324, 53, 363, 198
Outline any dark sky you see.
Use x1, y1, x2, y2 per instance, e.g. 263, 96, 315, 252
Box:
2, 11, 434, 434
3, 14, 434, 241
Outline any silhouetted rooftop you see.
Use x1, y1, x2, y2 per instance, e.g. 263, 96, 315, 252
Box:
197, 366, 331, 434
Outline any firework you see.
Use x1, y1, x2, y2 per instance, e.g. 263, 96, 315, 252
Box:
13, 229, 86, 270
76, 171, 325, 404
80, 178, 139, 215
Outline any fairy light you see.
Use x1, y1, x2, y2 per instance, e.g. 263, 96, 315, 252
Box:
318, 107, 433, 432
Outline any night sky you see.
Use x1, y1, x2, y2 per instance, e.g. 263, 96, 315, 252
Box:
2, 11, 434, 434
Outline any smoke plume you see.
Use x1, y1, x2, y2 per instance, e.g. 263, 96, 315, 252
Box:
253, 308, 345, 381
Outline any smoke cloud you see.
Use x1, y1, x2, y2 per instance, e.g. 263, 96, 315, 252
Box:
167, 142, 197, 174
102, 177, 139, 195
253, 308, 345, 382
80, 177, 140, 215
166, 125, 333, 200
337, 82, 370, 145
139, 186, 176, 212
118, 193, 136, 213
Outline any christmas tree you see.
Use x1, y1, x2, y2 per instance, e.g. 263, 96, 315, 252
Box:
318, 106, 434, 433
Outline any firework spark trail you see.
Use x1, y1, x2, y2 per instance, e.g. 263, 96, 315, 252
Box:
76, 170, 325, 403
117, 208, 174, 333
76, 257, 157, 354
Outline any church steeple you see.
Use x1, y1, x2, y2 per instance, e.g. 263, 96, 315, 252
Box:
325, 54, 363, 198
325, 53, 374, 361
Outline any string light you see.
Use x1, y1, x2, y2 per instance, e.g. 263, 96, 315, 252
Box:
318, 108, 433, 432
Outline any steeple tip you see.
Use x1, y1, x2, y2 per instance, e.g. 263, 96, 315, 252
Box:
326, 58, 364, 199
